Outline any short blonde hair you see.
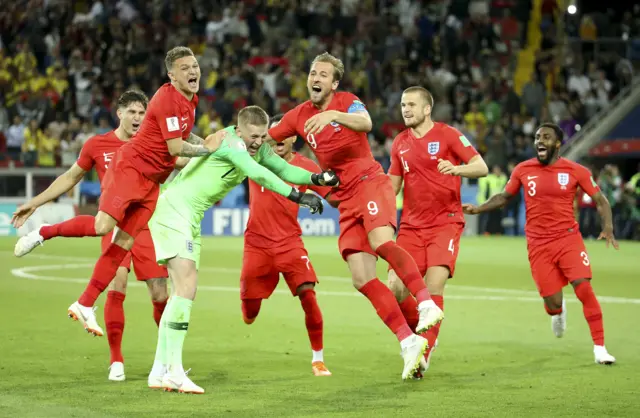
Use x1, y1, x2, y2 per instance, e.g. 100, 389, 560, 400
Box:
165, 46, 195, 72
238, 106, 269, 126
403, 86, 434, 108
311, 52, 345, 82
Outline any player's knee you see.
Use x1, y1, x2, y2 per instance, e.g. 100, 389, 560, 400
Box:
296, 283, 315, 297
108, 267, 129, 294
425, 266, 449, 295
367, 226, 394, 251
94, 212, 117, 236
112, 230, 134, 250
147, 278, 168, 302
387, 271, 409, 302
571, 278, 590, 289
543, 293, 563, 311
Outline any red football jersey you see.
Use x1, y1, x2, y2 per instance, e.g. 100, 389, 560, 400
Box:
76, 131, 125, 187
244, 153, 332, 249
268, 91, 381, 200
119, 83, 198, 183
389, 123, 479, 229
504, 157, 600, 241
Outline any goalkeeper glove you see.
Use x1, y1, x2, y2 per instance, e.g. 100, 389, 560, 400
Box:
311, 170, 340, 187
287, 189, 324, 214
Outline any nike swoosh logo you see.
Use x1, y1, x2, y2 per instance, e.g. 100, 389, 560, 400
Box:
400, 149, 409, 154
181, 116, 188, 121
527, 176, 538, 179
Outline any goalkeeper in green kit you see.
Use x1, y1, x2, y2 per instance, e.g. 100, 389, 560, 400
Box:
147, 106, 339, 394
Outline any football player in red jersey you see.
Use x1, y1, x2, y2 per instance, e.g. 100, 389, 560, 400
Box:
11, 90, 172, 381
268, 52, 444, 380
387, 87, 488, 377
13, 46, 226, 338
463, 123, 618, 364
241, 114, 335, 377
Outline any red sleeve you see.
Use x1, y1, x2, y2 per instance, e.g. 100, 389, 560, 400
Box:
575, 164, 600, 197
156, 95, 184, 141
388, 135, 403, 177
268, 109, 298, 142
447, 126, 479, 164
504, 164, 523, 195
76, 138, 95, 171
298, 157, 332, 198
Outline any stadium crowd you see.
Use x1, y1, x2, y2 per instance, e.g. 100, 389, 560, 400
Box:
0, 0, 638, 239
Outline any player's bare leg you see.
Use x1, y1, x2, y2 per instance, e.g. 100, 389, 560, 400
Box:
150, 257, 203, 394
570, 278, 615, 364
347, 252, 427, 380
389, 266, 447, 377
146, 277, 169, 326
105, 267, 129, 381
369, 225, 443, 333
68, 226, 134, 337
295, 283, 330, 376
543, 291, 566, 338
15, 210, 117, 257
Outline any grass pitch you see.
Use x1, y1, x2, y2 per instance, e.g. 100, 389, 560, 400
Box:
0, 236, 638, 417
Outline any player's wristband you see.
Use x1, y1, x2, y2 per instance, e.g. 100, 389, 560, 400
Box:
287, 188, 302, 203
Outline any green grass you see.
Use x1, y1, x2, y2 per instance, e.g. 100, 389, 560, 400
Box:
0, 236, 638, 417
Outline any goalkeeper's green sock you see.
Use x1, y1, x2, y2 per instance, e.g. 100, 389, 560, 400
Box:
165, 295, 193, 375
150, 297, 172, 377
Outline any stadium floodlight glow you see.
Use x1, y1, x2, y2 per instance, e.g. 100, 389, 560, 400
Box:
567, 4, 577, 14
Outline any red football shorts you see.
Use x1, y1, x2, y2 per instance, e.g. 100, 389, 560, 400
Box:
527, 231, 593, 297
101, 227, 168, 280
240, 244, 318, 300
393, 223, 464, 278
338, 174, 397, 260
99, 151, 159, 238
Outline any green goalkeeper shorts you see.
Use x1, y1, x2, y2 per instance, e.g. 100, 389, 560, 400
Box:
149, 197, 202, 270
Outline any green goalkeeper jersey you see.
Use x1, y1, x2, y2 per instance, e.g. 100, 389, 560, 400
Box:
159, 126, 315, 227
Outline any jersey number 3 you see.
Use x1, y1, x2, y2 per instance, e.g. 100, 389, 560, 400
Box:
527, 180, 536, 196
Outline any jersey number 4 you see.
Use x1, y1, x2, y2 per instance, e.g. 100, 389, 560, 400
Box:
527, 180, 537, 196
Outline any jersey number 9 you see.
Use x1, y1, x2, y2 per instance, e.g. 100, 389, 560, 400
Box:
306, 133, 317, 149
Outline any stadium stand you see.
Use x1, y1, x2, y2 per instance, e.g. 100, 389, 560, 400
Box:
0, 0, 638, 239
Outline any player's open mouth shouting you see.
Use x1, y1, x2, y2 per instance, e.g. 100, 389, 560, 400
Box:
536, 143, 548, 160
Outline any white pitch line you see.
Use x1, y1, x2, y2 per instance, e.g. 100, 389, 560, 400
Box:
9, 263, 640, 305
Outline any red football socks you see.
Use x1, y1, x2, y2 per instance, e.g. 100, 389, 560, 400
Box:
152, 299, 167, 327
104, 291, 126, 364
423, 295, 444, 348
574, 281, 605, 345
375, 241, 431, 303
299, 288, 323, 351
398, 295, 419, 331
40, 215, 97, 240
544, 304, 563, 316
78, 244, 129, 307
358, 278, 413, 342
241, 299, 262, 323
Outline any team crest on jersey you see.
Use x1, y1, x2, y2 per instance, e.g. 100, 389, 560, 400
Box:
427, 142, 440, 155
558, 173, 569, 189
329, 121, 341, 132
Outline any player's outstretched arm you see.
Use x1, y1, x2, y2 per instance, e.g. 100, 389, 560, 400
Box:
260, 149, 339, 187
166, 130, 227, 157
592, 192, 619, 249
462, 191, 513, 215
11, 163, 87, 228
186, 132, 204, 145
229, 151, 323, 214
304, 110, 372, 135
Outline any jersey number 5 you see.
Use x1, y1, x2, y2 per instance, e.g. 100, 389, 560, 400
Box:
306, 133, 318, 149
527, 180, 536, 196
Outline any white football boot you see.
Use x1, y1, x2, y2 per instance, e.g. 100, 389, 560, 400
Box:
162, 369, 204, 394
551, 299, 567, 338
400, 334, 429, 380
67, 301, 104, 336
108, 362, 125, 381
594, 346, 616, 365
416, 300, 444, 334
148, 362, 167, 389
14, 224, 49, 257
